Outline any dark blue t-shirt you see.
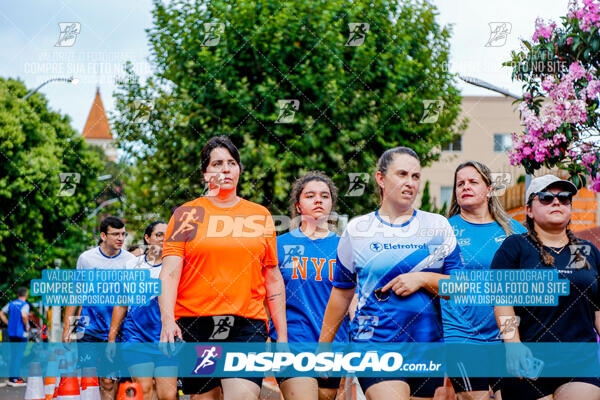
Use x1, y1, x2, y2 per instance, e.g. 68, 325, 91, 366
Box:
491, 234, 600, 342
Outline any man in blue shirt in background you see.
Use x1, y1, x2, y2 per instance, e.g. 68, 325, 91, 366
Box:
0, 286, 30, 386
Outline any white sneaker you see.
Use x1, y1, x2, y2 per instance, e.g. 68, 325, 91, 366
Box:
8, 378, 26, 387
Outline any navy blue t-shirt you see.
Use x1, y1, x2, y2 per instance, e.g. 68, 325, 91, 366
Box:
491, 234, 600, 342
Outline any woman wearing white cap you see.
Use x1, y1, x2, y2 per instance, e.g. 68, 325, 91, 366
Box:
491, 175, 600, 399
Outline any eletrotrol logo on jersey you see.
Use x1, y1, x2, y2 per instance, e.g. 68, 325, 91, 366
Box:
369, 242, 427, 252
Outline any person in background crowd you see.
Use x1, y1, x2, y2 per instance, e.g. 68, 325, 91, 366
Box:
128, 244, 144, 257
63, 216, 135, 400
492, 175, 600, 400
0, 287, 30, 386
108, 221, 176, 400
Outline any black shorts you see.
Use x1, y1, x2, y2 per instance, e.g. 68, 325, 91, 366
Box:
499, 377, 600, 399
276, 376, 342, 389
449, 376, 501, 393
177, 315, 268, 395
358, 377, 443, 398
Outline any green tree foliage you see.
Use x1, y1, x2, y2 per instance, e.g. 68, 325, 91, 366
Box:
113, 0, 466, 219
0, 78, 105, 298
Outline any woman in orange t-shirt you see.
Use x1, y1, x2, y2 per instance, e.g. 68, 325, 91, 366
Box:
159, 135, 288, 400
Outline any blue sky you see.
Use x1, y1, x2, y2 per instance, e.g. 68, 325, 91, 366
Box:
0, 0, 568, 133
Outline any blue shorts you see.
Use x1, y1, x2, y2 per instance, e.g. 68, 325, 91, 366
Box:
121, 345, 178, 369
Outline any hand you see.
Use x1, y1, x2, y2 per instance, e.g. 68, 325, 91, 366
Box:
505, 341, 533, 378
381, 272, 424, 297
105, 341, 116, 363
159, 318, 183, 356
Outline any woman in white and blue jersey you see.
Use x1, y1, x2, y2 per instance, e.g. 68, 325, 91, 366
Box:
320, 147, 462, 400
442, 161, 525, 400
107, 221, 177, 400
269, 172, 352, 400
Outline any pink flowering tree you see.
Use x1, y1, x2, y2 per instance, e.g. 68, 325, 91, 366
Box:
506, 0, 600, 190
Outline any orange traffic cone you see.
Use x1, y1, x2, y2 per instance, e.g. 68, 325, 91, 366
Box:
45, 353, 59, 400
25, 362, 45, 400
80, 368, 100, 400
44, 377, 58, 400
116, 381, 143, 400
56, 374, 80, 400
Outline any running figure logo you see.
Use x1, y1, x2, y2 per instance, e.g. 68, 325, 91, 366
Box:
345, 23, 370, 46
346, 173, 369, 197
201, 23, 225, 46
58, 173, 81, 197
485, 22, 512, 47
275, 100, 300, 123
497, 315, 520, 340
355, 316, 378, 340
567, 244, 591, 269
491, 172, 512, 196
55, 23, 81, 47
166, 206, 205, 242
420, 100, 445, 123
193, 345, 222, 375
282, 245, 305, 268
210, 316, 235, 340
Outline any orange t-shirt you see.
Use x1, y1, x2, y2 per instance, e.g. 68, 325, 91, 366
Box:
162, 197, 277, 322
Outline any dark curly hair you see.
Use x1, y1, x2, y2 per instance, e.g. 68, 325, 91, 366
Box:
289, 171, 338, 228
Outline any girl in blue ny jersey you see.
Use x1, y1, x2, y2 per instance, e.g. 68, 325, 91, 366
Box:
270, 171, 352, 400
442, 161, 525, 400
320, 147, 462, 400
107, 221, 177, 400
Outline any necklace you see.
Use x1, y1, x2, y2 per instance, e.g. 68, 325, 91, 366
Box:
547, 245, 566, 254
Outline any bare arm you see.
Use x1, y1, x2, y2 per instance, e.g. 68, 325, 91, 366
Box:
595, 311, 600, 336
0, 311, 7, 326
108, 306, 128, 342
494, 305, 521, 342
319, 287, 355, 342
62, 305, 77, 342
158, 255, 183, 343
263, 265, 287, 342
348, 293, 358, 321
382, 272, 448, 297
21, 312, 28, 333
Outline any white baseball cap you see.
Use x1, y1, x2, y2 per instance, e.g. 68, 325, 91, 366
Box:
525, 174, 578, 203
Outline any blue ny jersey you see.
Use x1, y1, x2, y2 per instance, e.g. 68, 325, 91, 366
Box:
441, 216, 526, 343
269, 229, 350, 343
76, 247, 135, 340
121, 255, 163, 343
334, 210, 462, 343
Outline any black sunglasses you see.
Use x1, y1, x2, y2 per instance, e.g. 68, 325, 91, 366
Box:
373, 288, 390, 302
536, 191, 573, 206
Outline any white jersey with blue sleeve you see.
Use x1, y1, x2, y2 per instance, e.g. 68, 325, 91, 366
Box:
76, 247, 135, 340
334, 209, 462, 343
